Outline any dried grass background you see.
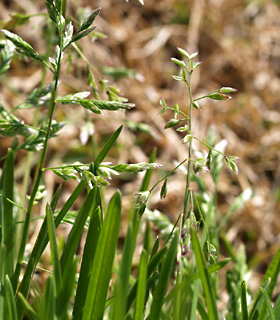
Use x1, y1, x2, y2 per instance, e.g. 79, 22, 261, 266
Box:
0, 0, 280, 295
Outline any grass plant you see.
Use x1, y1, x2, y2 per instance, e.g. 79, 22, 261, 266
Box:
0, 0, 279, 319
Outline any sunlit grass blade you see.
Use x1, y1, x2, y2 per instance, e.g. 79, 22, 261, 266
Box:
249, 278, 270, 320
18, 292, 39, 320
261, 249, 280, 297
93, 125, 123, 166
3, 148, 14, 279
273, 293, 280, 316
17, 180, 86, 317
0, 244, 6, 319
226, 271, 239, 318
164, 258, 231, 303
132, 148, 157, 252
41, 276, 55, 320
258, 249, 280, 319
150, 237, 159, 259
111, 223, 133, 320
143, 221, 152, 255
46, 204, 62, 294
57, 258, 79, 318
73, 207, 102, 319
260, 287, 276, 320
191, 228, 218, 320
59, 187, 97, 275
50, 184, 62, 212
82, 190, 122, 320
134, 250, 148, 320
126, 246, 167, 312
148, 231, 179, 320
250, 249, 280, 320
4, 275, 17, 320
196, 296, 210, 320
138, 148, 157, 193
190, 279, 200, 320
241, 281, 249, 320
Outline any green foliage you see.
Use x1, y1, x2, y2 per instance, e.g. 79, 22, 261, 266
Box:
0, 1, 278, 319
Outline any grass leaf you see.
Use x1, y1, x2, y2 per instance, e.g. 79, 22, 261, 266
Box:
3, 148, 14, 278
260, 287, 276, 320
18, 292, 39, 320
94, 125, 123, 166
46, 204, 62, 294
191, 228, 218, 320
4, 275, 17, 320
273, 293, 280, 316
260, 249, 280, 298
0, 245, 6, 319
241, 281, 249, 320
164, 258, 231, 303
57, 258, 79, 318
111, 223, 133, 320
60, 187, 97, 275
249, 278, 270, 320
17, 181, 86, 318
134, 250, 148, 320
148, 231, 179, 320
126, 246, 167, 312
82, 190, 122, 320
41, 277, 55, 320
73, 207, 102, 319
251, 250, 280, 319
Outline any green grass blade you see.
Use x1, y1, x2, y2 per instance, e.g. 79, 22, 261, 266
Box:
273, 293, 280, 316
261, 249, 280, 297
3, 149, 14, 278
4, 275, 17, 320
41, 276, 55, 320
124, 149, 158, 314
258, 249, 280, 319
60, 187, 97, 275
134, 250, 148, 320
18, 292, 39, 320
150, 237, 159, 259
50, 184, 62, 212
190, 279, 200, 320
196, 297, 210, 320
126, 246, 167, 312
132, 148, 157, 262
148, 231, 179, 320
191, 228, 218, 320
164, 258, 231, 303
249, 278, 270, 320
241, 281, 249, 320
111, 223, 133, 320
93, 125, 123, 166
17, 180, 85, 317
0, 244, 6, 319
73, 207, 102, 319
138, 148, 157, 192
82, 190, 122, 320
46, 203, 62, 294
57, 258, 79, 318
260, 287, 276, 320
143, 221, 152, 255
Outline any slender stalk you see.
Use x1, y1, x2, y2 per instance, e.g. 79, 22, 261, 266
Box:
183, 73, 193, 217
13, 28, 63, 291
149, 158, 189, 193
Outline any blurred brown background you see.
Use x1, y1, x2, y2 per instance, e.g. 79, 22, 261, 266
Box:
0, 0, 280, 278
